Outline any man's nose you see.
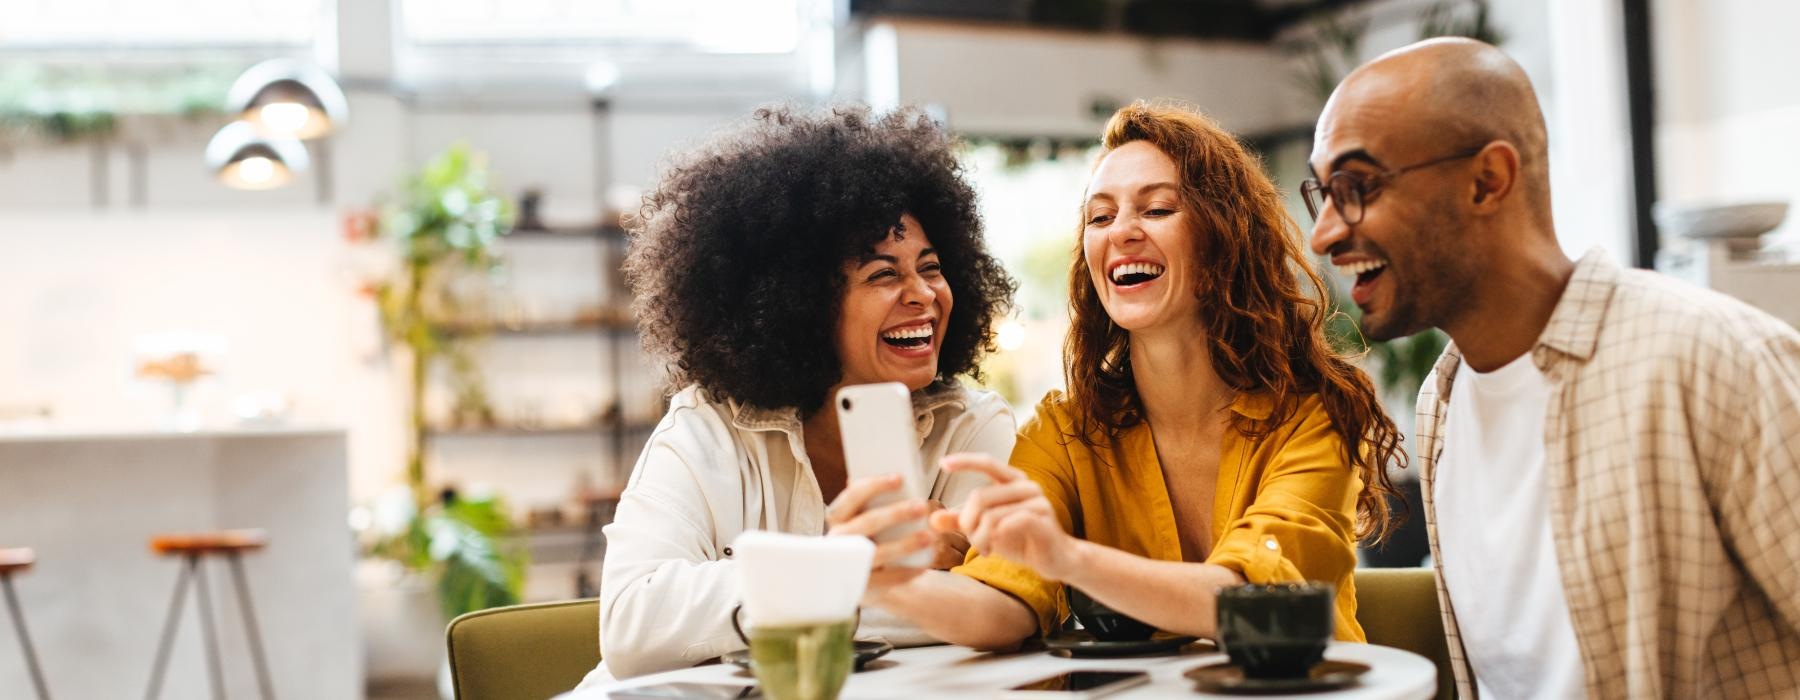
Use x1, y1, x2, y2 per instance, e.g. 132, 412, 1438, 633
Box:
1308, 203, 1349, 257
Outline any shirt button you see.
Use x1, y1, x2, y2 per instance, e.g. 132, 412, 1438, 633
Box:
1263, 538, 1279, 551
723, 546, 734, 557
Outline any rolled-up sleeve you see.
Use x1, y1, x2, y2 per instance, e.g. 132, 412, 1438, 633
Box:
952, 402, 1077, 638
1204, 400, 1363, 640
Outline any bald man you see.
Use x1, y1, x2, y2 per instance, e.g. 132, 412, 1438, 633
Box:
1306, 38, 1800, 699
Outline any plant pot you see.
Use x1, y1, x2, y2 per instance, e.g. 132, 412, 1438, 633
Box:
357, 559, 447, 685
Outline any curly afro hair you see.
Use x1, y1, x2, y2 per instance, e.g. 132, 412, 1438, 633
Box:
624, 104, 1016, 412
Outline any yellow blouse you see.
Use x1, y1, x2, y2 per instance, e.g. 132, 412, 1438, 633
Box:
953, 390, 1366, 642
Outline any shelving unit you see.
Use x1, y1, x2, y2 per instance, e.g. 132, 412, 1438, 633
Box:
424, 221, 656, 599
439, 318, 635, 337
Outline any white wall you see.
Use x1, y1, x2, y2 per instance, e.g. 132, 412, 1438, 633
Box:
1654, 0, 1800, 244
867, 19, 1313, 138
0, 95, 754, 507
1274, 0, 1628, 262
0, 209, 408, 500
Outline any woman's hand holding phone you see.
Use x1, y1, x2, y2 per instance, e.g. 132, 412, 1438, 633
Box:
825, 474, 935, 593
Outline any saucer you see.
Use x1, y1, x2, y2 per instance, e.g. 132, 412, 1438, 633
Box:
721, 640, 894, 672
1184, 659, 1370, 694
1044, 632, 1201, 657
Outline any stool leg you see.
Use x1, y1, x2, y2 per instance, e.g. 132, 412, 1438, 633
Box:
190, 556, 226, 700
144, 557, 193, 700
2, 573, 51, 700
225, 553, 275, 700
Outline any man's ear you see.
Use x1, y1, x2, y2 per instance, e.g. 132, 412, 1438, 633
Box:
1470, 142, 1520, 212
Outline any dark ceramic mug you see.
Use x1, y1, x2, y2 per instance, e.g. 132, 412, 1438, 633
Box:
1067, 587, 1157, 642
1215, 582, 1334, 679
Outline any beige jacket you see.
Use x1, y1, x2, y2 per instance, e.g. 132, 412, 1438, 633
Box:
586, 383, 1015, 681
1417, 250, 1800, 698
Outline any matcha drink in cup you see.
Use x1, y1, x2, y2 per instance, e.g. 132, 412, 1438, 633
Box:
733, 531, 874, 700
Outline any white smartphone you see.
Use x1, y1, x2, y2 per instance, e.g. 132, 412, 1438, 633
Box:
999, 670, 1151, 699
834, 382, 930, 568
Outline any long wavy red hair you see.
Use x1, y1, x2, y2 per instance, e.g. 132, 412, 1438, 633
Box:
1065, 101, 1402, 543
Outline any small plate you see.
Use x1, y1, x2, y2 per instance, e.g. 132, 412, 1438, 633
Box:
1044, 632, 1201, 657
720, 640, 894, 672
1184, 659, 1370, 694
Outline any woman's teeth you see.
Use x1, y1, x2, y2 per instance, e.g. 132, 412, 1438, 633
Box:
1110, 262, 1166, 285
881, 325, 933, 347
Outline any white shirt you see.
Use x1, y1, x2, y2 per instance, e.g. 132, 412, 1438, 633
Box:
581, 383, 1016, 683
1433, 352, 1585, 700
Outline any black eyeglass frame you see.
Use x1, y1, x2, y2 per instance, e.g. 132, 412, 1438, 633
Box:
1300, 147, 1486, 225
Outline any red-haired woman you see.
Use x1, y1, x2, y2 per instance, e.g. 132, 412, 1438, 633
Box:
872, 101, 1403, 649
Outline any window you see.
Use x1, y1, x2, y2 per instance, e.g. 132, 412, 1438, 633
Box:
399, 0, 802, 54
3, 0, 324, 48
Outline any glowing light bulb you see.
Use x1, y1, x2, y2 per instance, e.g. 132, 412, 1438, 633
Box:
236, 156, 276, 184
258, 102, 312, 136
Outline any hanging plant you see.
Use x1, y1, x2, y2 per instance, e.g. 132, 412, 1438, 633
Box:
0, 62, 236, 145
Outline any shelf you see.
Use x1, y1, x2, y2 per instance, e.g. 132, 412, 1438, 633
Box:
504, 224, 627, 240
438, 317, 635, 337
424, 420, 659, 438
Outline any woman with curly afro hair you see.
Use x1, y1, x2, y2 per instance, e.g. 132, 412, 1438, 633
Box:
585, 105, 1019, 683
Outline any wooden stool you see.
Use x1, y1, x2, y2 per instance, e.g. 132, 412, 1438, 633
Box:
144, 530, 274, 700
0, 548, 50, 700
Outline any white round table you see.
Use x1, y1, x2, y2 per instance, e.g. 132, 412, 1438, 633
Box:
564, 641, 1437, 699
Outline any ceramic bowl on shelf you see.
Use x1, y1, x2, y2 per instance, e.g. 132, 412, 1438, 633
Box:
1654, 201, 1789, 241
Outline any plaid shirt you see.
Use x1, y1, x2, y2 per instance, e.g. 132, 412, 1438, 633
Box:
1416, 249, 1800, 699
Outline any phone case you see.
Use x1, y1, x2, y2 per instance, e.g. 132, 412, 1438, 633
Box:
833, 382, 930, 568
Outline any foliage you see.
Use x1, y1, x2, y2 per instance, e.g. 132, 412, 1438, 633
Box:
359, 143, 514, 505
1288, 10, 1369, 110
1323, 286, 1449, 404
0, 62, 236, 144
354, 144, 524, 617
1418, 0, 1506, 46
370, 490, 530, 620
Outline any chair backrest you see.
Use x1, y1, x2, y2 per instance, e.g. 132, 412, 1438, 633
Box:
1353, 567, 1455, 700
447, 598, 601, 700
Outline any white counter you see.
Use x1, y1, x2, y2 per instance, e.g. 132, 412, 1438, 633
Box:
0, 427, 360, 699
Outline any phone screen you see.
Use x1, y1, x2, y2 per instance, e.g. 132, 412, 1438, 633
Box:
607, 681, 762, 699
1009, 670, 1148, 693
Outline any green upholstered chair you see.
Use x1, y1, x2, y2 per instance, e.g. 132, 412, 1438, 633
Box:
446, 598, 601, 700
1353, 567, 1455, 700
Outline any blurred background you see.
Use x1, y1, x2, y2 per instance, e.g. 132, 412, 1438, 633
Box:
1, 0, 1795, 697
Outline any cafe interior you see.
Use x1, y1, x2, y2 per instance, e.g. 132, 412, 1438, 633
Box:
1, 0, 1795, 698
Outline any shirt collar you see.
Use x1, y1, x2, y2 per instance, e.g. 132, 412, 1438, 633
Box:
1534, 248, 1621, 362
1228, 391, 1276, 420
1432, 247, 1619, 397
726, 381, 967, 445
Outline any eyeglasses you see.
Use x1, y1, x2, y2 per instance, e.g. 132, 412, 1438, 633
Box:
1299, 147, 1484, 225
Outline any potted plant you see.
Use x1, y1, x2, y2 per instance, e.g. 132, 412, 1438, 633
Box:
348, 144, 528, 692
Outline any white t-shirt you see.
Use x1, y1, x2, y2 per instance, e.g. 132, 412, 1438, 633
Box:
1434, 352, 1586, 699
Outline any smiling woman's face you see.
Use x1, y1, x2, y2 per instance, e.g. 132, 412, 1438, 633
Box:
833, 213, 954, 394
1082, 141, 1199, 332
